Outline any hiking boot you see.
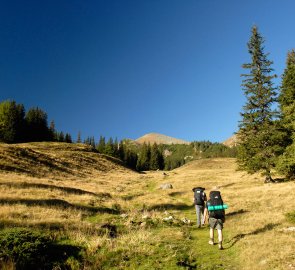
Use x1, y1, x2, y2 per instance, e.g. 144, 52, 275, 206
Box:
218, 241, 223, 250
208, 238, 214, 245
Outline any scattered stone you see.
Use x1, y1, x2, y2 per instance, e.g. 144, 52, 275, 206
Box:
259, 259, 268, 265
140, 221, 147, 227
160, 183, 173, 190
163, 215, 174, 221
280, 227, 295, 232
120, 213, 128, 218
181, 217, 191, 224
116, 186, 124, 192
142, 214, 150, 219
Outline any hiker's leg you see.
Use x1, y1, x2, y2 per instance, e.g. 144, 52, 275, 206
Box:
200, 206, 205, 225
217, 229, 223, 243
195, 205, 201, 227
208, 228, 214, 245
217, 229, 223, 249
210, 228, 214, 240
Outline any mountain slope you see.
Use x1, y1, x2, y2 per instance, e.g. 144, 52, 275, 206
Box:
135, 132, 190, 145
222, 134, 238, 147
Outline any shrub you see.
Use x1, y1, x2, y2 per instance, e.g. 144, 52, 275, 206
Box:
286, 211, 295, 224
0, 228, 83, 270
0, 228, 52, 269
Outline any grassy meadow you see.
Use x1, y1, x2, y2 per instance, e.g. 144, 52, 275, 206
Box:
0, 142, 294, 269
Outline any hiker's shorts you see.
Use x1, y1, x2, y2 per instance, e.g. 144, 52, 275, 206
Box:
209, 218, 223, 230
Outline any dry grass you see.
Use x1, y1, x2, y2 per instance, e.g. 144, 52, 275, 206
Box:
0, 143, 294, 269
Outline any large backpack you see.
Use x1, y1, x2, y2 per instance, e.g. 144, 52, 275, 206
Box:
193, 187, 206, 206
208, 191, 225, 220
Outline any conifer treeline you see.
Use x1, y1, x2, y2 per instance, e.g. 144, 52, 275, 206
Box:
0, 100, 71, 143
83, 137, 164, 171
84, 136, 236, 171
238, 26, 295, 181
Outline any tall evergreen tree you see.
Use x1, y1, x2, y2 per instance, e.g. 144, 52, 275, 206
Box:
49, 120, 56, 141
77, 131, 82, 143
0, 100, 25, 143
58, 132, 65, 142
136, 143, 151, 171
277, 50, 295, 179
97, 136, 106, 153
104, 137, 115, 156
237, 26, 283, 182
25, 107, 50, 142
65, 133, 72, 143
125, 149, 138, 170
150, 143, 164, 170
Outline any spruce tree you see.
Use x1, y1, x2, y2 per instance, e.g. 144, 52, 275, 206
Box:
97, 136, 106, 153
58, 132, 65, 142
65, 133, 72, 143
104, 137, 115, 156
77, 131, 82, 143
25, 107, 50, 142
277, 50, 295, 179
136, 143, 151, 171
238, 26, 283, 182
150, 143, 164, 170
49, 121, 56, 141
0, 100, 25, 143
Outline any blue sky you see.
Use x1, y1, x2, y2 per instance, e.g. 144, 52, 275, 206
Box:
1, 1, 295, 143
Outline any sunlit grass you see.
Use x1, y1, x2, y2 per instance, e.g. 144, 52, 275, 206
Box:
0, 143, 295, 269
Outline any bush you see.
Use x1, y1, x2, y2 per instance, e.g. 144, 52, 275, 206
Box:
0, 228, 82, 270
0, 228, 52, 269
286, 211, 295, 224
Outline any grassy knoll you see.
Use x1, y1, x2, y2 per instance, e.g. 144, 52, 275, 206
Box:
0, 143, 294, 269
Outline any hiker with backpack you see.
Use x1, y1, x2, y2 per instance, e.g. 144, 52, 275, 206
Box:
192, 187, 207, 228
203, 190, 225, 250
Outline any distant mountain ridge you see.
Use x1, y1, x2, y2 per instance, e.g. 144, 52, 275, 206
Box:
135, 133, 190, 145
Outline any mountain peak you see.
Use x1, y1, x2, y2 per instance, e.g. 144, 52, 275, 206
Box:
135, 133, 190, 145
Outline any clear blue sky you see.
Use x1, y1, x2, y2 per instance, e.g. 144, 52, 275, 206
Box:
1, 1, 295, 143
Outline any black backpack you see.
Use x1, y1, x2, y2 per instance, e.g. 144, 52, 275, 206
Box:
193, 187, 206, 206
208, 191, 225, 220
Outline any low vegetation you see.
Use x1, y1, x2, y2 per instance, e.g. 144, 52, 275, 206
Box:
0, 142, 294, 269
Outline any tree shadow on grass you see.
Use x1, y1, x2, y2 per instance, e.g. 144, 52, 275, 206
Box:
0, 198, 119, 214
147, 203, 194, 211
168, 191, 187, 197
272, 177, 294, 183
219, 182, 236, 188
225, 223, 280, 249
226, 209, 249, 219
121, 193, 144, 201
0, 220, 66, 231
0, 220, 103, 236
0, 181, 111, 198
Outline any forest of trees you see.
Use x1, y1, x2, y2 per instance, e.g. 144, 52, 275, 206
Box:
0, 100, 72, 143
91, 138, 236, 171
237, 26, 295, 181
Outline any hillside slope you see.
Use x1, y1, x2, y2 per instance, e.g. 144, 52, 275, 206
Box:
0, 149, 294, 269
222, 134, 238, 147
0, 142, 135, 179
135, 132, 190, 145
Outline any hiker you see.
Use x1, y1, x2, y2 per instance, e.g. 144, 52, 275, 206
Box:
204, 190, 225, 250
192, 187, 207, 228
